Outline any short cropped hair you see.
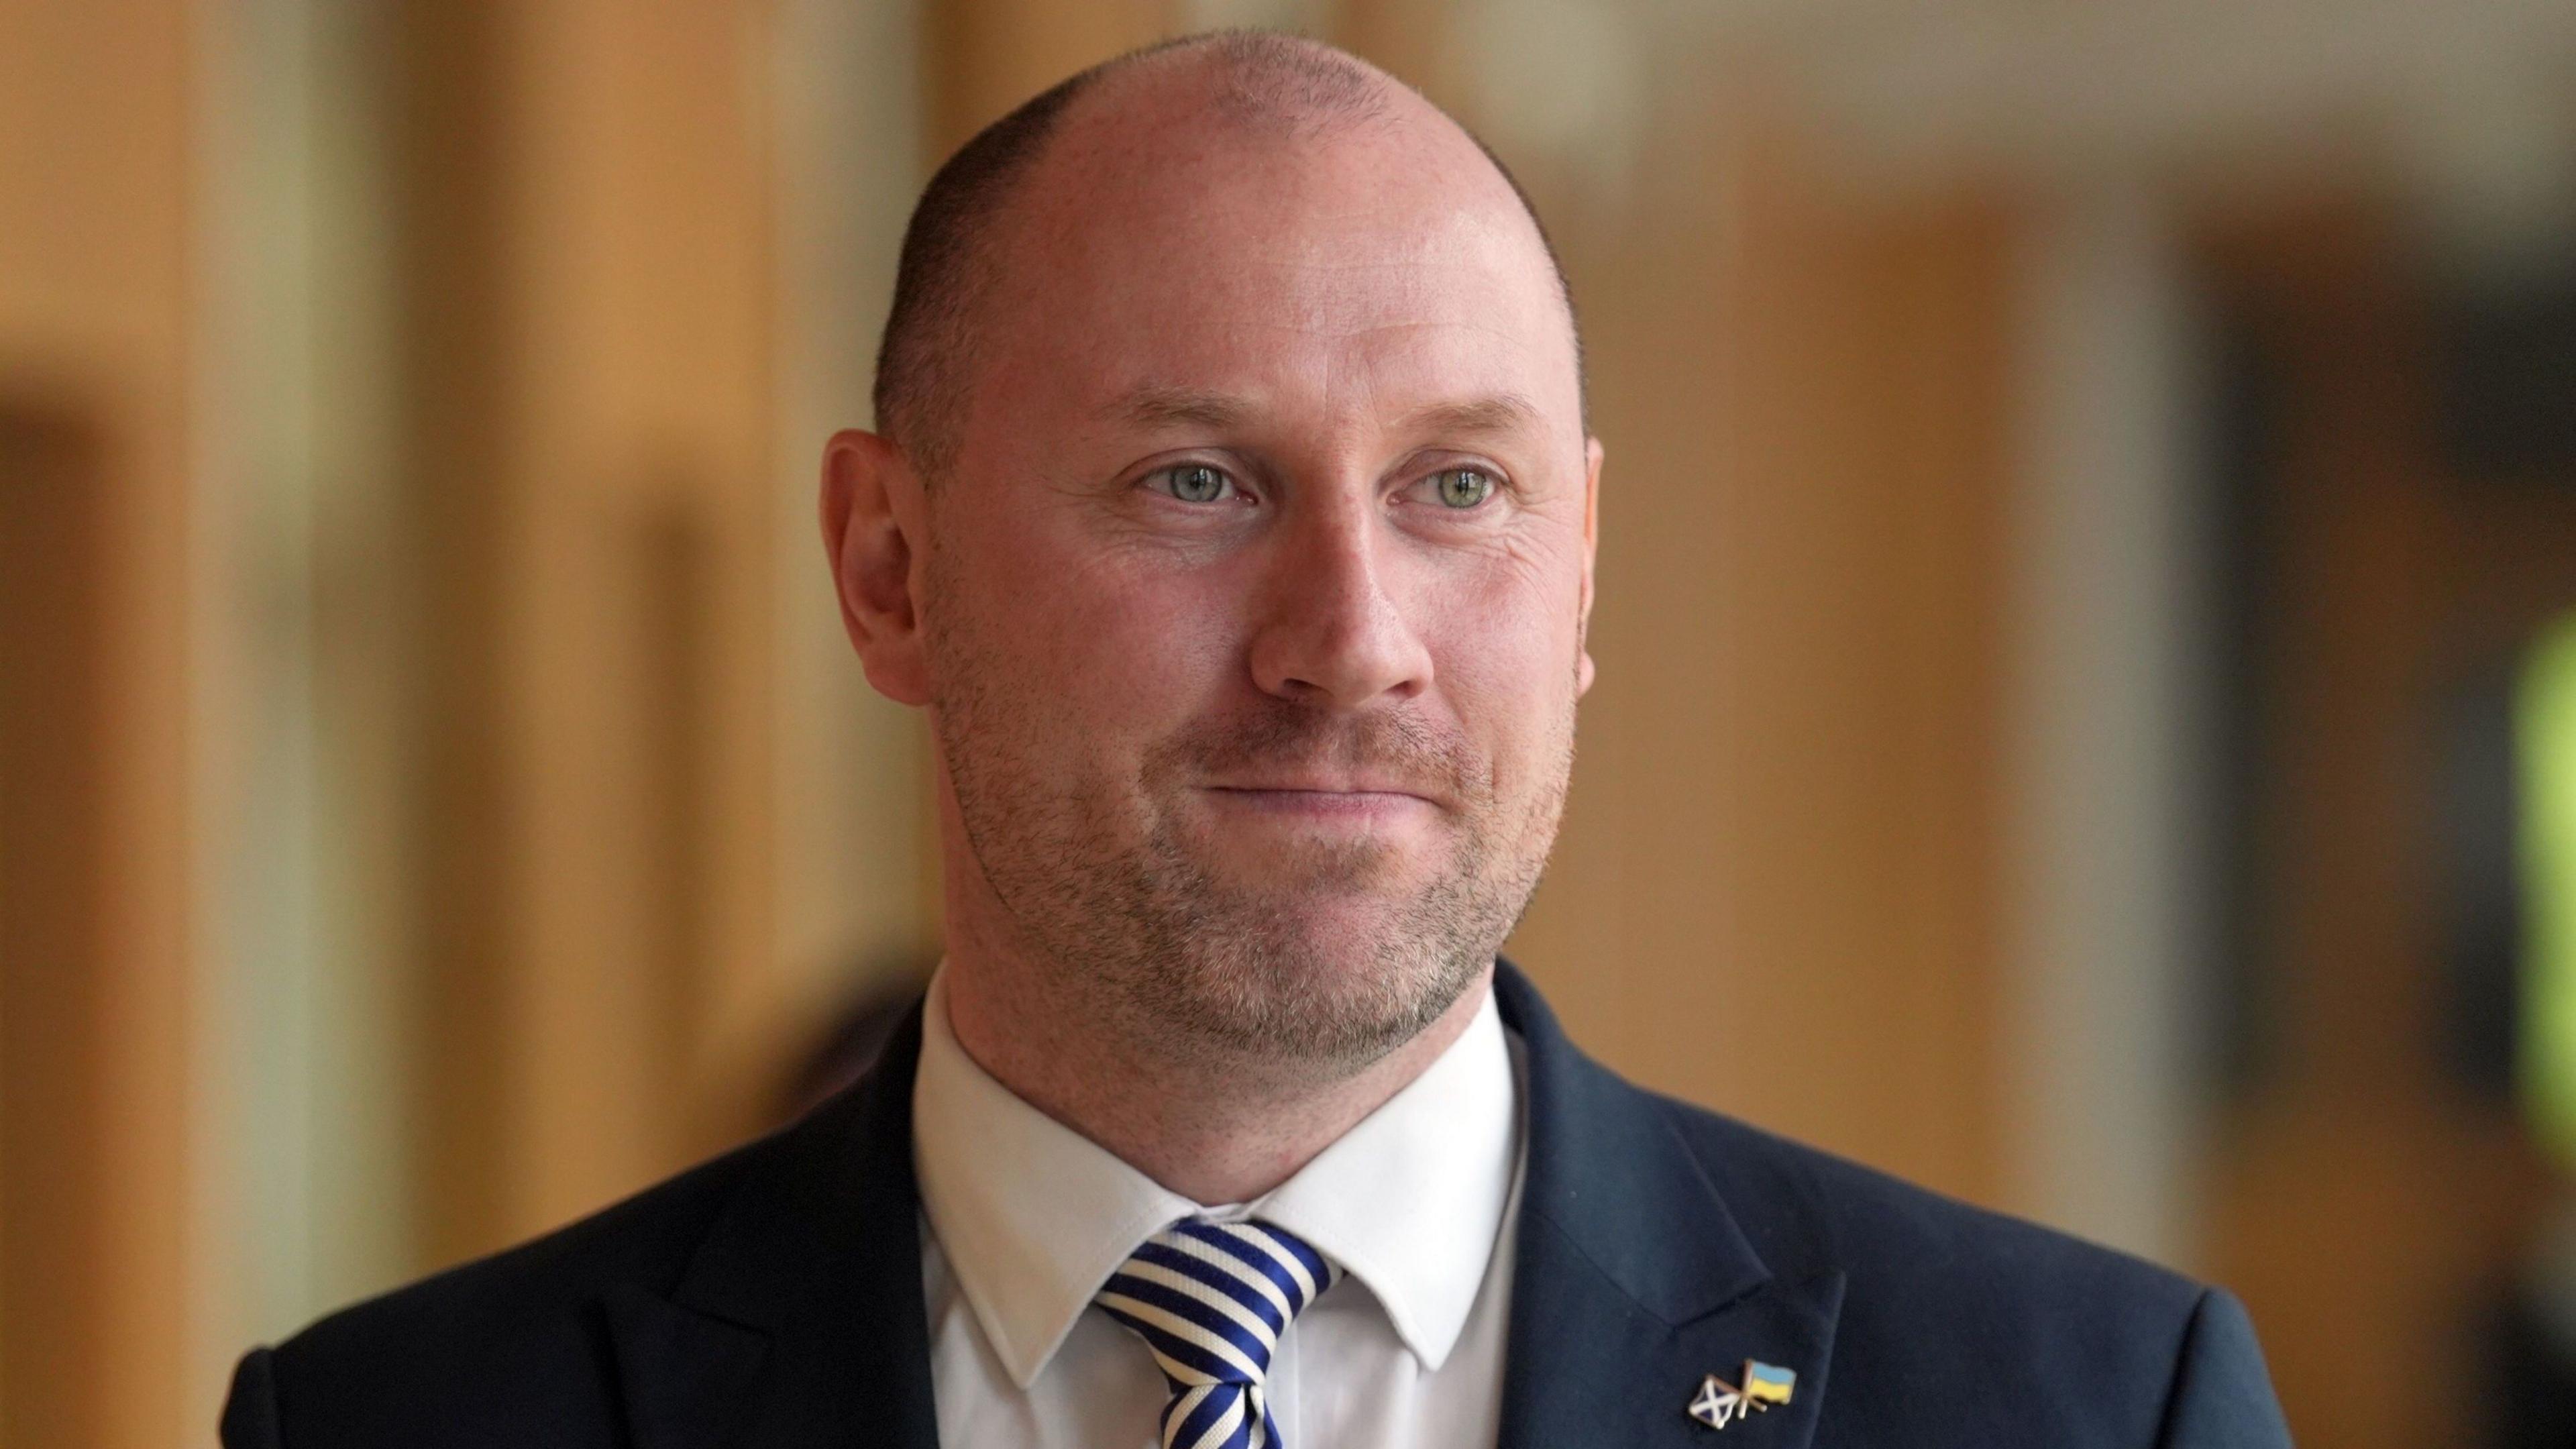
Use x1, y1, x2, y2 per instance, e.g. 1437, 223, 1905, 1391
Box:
870, 31, 1581, 479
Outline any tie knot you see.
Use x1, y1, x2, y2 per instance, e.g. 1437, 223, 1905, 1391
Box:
1095, 1218, 1340, 1395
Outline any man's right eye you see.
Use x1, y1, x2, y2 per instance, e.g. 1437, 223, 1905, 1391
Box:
1154, 464, 1238, 504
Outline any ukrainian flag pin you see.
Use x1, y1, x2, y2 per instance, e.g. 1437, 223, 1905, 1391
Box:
1687, 1360, 1796, 1430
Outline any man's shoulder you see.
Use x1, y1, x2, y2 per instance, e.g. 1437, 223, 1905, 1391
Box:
1638, 1086, 2273, 1442
1497, 959, 2210, 1336
1654, 1089, 2202, 1312
237, 1113, 806, 1447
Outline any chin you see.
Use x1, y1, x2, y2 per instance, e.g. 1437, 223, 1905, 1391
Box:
1248, 898, 1437, 969
1126, 882, 1498, 1069
1196, 824, 1442, 895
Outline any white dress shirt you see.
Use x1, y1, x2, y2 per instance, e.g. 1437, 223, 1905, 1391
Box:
910, 969, 1527, 1449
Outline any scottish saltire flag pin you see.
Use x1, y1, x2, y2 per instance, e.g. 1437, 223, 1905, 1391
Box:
1688, 1360, 1797, 1430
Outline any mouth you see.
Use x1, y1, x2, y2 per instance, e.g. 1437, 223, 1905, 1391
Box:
1200, 784, 1444, 818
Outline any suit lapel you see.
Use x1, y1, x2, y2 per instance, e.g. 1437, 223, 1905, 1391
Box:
605, 1004, 941, 1449
603, 1283, 769, 1449
598, 965, 1847, 1448
1494, 964, 1843, 1448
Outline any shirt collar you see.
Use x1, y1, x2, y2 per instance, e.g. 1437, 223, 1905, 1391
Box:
910, 968, 1522, 1387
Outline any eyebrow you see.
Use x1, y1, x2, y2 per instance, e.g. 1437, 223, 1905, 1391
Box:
1102, 386, 1547, 441
1106, 387, 1252, 432
1393, 393, 1545, 440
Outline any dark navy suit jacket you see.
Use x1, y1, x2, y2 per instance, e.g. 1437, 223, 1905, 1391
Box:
221, 963, 2293, 1447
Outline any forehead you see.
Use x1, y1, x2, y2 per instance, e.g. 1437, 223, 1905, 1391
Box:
963, 97, 1581, 447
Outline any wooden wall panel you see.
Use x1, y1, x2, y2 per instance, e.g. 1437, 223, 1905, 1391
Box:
0, 410, 113, 1449
382, 0, 523, 1275
925, 0, 1173, 158
0, 1, 197, 1442
378, 0, 797, 1258
1503, 105, 2017, 1204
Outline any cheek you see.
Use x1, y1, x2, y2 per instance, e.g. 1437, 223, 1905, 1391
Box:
947, 511, 1243, 742
1410, 551, 1583, 755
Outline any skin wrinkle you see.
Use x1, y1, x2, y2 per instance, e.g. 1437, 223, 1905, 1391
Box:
820, 36, 1599, 1203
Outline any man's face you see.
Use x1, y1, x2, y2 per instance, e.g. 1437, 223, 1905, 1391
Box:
918, 101, 1597, 1069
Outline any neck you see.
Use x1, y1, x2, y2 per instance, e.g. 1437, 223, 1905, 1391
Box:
937, 906, 1491, 1205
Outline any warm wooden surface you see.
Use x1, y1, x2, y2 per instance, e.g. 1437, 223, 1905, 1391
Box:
380, 0, 793, 1260
1505, 106, 2017, 1207
1, 413, 116, 1449
924, 0, 1169, 160
0, 4, 196, 1443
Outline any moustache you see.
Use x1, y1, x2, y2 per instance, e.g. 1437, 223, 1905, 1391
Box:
1150, 702, 1489, 808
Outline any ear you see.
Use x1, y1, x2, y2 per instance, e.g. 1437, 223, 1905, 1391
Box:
1576, 435, 1603, 696
818, 428, 932, 706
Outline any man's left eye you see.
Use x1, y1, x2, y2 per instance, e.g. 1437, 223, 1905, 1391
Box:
1154, 464, 1237, 504
1430, 468, 1495, 509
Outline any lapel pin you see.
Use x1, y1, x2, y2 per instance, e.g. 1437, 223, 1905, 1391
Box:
1688, 1360, 1796, 1430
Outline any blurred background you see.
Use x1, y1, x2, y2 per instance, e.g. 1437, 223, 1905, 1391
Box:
7, 0, 2576, 1444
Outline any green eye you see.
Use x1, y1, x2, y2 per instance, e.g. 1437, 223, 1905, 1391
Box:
1162, 464, 1231, 503
1434, 468, 1495, 508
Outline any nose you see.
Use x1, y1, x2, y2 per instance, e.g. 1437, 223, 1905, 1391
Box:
1246, 500, 1434, 708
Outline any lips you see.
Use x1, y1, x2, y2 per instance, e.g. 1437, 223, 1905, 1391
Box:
1203, 781, 1446, 808
1142, 703, 1480, 814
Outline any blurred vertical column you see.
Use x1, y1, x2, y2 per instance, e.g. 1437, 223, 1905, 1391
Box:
197, 0, 961, 1366
769, 0, 938, 1040
2007, 183, 2208, 1266
0, 3, 196, 1446
375, 0, 523, 1273
194, 0, 421, 1396
373, 0, 798, 1260
925, 0, 1173, 156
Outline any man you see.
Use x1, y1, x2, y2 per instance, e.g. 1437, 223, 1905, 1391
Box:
222, 32, 2291, 1449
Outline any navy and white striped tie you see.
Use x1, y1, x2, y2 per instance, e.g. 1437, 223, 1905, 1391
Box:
1095, 1218, 1341, 1449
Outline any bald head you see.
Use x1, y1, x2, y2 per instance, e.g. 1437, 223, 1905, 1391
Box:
871, 31, 1579, 478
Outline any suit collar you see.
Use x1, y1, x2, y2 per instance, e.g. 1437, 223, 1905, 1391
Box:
1491, 961, 1768, 1320
912, 969, 1523, 1385
1493, 961, 1843, 1447
606, 965, 1845, 1448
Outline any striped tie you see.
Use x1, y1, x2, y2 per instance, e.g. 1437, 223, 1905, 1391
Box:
1095, 1218, 1341, 1449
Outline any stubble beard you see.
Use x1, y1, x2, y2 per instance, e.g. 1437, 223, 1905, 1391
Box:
928, 611, 1574, 1079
